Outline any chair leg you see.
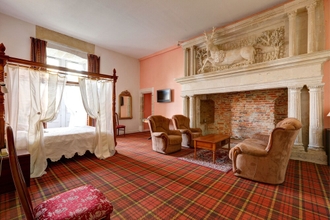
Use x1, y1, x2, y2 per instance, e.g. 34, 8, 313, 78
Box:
117, 128, 125, 136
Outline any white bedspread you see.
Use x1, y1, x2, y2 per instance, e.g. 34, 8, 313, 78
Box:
16, 126, 96, 162
43, 126, 96, 162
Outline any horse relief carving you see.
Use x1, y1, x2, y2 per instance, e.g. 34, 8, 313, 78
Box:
197, 27, 256, 74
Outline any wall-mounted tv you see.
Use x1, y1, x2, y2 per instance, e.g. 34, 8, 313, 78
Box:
157, 89, 172, 103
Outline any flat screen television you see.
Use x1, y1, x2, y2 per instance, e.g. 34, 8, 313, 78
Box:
157, 89, 171, 103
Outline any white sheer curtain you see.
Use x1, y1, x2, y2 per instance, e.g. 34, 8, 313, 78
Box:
5, 65, 66, 178
79, 78, 115, 158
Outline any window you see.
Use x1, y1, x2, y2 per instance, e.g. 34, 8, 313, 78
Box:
46, 42, 88, 128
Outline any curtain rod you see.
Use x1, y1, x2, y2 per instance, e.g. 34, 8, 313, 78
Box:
6, 62, 112, 81
0, 45, 117, 81
6, 57, 116, 80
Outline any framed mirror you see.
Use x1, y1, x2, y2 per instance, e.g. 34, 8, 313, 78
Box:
119, 90, 132, 119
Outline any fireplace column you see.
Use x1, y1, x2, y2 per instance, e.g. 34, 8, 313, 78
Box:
308, 84, 324, 150
288, 86, 303, 146
287, 10, 297, 57
189, 46, 196, 76
182, 95, 189, 117
306, 1, 317, 53
189, 95, 196, 127
184, 48, 189, 76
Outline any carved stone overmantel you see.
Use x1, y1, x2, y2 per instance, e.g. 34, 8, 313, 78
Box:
176, 0, 330, 165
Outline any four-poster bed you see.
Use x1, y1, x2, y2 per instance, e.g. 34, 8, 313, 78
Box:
0, 43, 118, 177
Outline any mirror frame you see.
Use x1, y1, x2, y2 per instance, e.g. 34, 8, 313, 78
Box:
119, 90, 132, 119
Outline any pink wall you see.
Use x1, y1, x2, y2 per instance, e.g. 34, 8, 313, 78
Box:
140, 46, 184, 118
323, 0, 330, 128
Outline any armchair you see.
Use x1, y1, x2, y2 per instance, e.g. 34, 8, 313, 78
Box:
229, 118, 302, 184
172, 114, 202, 148
147, 115, 182, 154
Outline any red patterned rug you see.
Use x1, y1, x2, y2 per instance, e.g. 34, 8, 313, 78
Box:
179, 149, 232, 173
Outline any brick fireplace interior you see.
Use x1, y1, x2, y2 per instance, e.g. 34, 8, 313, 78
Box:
202, 88, 288, 140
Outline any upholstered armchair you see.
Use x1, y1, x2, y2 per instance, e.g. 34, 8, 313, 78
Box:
229, 118, 302, 184
147, 115, 182, 154
172, 114, 203, 148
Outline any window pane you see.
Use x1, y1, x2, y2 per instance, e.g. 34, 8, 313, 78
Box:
66, 61, 85, 71
46, 46, 88, 128
47, 57, 60, 66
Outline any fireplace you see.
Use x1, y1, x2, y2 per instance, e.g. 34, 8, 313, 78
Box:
176, 0, 330, 165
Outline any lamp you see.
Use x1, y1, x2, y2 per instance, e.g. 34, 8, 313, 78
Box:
328, 112, 330, 117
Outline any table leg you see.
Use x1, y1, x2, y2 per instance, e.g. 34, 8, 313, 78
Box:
212, 143, 216, 163
194, 141, 197, 159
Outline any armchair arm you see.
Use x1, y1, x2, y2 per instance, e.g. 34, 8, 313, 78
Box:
229, 143, 268, 174
237, 143, 268, 157
177, 129, 189, 134
229, 146, 242, 174
190, 128, 202, 133
168, 130, 182, 136
151, 132, 168, 139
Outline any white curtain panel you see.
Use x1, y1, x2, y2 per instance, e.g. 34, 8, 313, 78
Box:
79, 78, 99, 118
5, 65, 20, 138
5, 65, 31, 151
5, 65, 66, 178
79, 78, 115, 159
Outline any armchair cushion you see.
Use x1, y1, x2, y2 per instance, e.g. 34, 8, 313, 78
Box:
229, 118, 302, 184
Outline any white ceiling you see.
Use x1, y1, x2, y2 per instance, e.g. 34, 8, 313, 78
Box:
0, 0, 288, 59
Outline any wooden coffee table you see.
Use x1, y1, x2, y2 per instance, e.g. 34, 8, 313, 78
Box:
193, 134, 231, 163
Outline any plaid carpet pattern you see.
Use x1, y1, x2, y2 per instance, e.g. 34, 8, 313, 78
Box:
0, 132, 329, 219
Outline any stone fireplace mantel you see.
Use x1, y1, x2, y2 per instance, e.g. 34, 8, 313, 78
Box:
176, 50, 329, 96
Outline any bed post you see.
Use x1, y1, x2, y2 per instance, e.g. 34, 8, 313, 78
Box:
0, 43, 7, 148
113, 68, 117, 146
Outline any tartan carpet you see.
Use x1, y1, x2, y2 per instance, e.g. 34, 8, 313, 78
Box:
0, 132, 329, 219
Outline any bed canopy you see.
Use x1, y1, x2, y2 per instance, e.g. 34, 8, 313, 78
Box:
0, 43, 118, 178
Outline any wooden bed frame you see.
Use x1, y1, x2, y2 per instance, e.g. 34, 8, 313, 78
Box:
0, 43, 118, 149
